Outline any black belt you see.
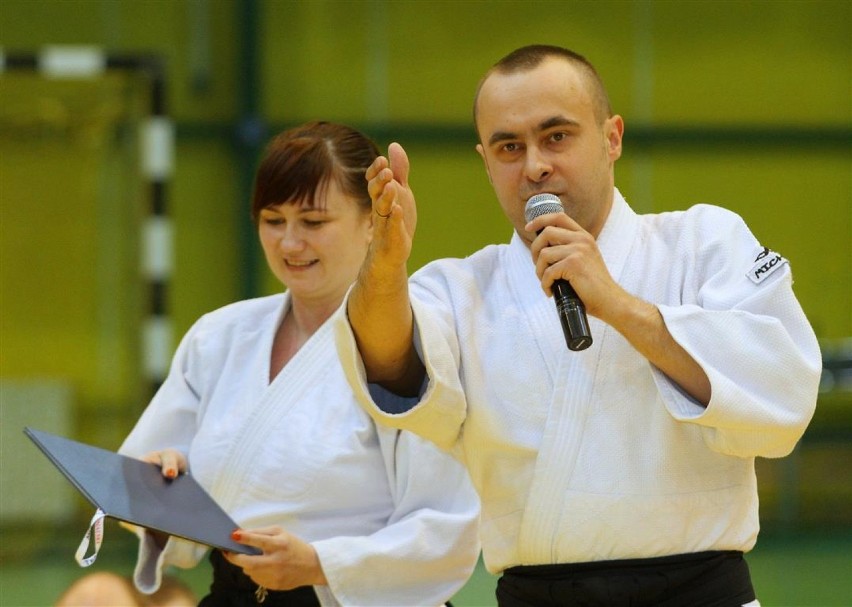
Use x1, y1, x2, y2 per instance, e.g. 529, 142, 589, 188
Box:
497, 550, 756, 607
198, 549, 321, 607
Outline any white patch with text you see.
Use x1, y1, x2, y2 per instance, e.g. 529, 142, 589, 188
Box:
747, 247, 787, 284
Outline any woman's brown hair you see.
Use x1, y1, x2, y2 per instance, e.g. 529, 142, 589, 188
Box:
251, 121, 380, 222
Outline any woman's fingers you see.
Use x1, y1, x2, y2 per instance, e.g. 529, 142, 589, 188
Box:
140, 449, 187, 479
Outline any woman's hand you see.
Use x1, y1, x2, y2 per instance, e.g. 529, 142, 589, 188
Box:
224, 526, 328, 590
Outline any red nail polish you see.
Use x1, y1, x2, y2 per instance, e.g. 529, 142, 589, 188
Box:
231, 530, 242, 541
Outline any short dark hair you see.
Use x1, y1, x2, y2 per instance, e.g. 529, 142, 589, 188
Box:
473, 44, 613, 131
251, 121, 379, 222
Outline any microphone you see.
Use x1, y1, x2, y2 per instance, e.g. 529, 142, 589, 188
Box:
524, 194, 592, 351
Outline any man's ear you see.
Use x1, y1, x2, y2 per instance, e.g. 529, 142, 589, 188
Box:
476, 143, 493, 185
605, 115, 624, 162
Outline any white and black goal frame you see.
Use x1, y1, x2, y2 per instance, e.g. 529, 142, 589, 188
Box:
1, 46, 174, 397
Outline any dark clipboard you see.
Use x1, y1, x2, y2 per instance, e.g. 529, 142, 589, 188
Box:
24, 426, 260, 555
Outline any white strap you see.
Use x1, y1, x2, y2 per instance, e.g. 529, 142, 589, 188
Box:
75, 508, 106, 567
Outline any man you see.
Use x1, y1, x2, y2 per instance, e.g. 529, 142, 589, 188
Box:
334, 45, 821, 606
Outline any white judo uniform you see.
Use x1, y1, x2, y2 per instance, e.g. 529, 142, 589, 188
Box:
120, 293, 480, 607
335, 189, 821, 576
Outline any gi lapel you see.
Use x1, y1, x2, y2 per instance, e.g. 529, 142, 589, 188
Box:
209, 295, 338, 513
514, 191, 641, 562
503, 232, 564, 385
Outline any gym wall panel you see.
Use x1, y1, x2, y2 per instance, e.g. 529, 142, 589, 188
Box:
1, 0, 849, 443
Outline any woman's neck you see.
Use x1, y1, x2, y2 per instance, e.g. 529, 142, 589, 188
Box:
268, 294, 343, 381
287, 295, 342, 335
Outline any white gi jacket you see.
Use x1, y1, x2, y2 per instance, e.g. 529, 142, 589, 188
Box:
334, 189, 821, 575
120, 293, 480, 607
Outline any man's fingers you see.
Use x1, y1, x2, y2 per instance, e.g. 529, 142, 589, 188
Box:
366, 144, 411, 222
387, 142, 410, 186
365, 154, 388, 182
368, 164, 396, 220
366, 159, 390, 201
375, 181, 398, 219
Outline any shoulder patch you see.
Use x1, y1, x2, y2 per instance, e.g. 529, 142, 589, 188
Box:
747, 247, 788, 284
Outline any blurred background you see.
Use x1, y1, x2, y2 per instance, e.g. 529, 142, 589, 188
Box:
1, 1, 850, 605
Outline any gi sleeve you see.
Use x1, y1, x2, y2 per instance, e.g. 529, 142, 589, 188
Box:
333, 282, 468, 452
129, 527, 207, 595
311, 427, 480, 607
119, 318, 210, 592
654, 205, 822, 458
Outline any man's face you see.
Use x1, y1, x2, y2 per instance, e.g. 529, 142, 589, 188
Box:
475, 58, 623, 244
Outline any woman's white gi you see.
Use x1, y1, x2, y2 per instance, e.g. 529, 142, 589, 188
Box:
120, 293, 480, 606
334, 190, 822, 576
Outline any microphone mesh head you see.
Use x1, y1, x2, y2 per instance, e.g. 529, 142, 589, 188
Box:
524, 193, 564, 223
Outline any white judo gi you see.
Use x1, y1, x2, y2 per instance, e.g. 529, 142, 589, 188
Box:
120, 293, 480, 607
335, 189, 821, 576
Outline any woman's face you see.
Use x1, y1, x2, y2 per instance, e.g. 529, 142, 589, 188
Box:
258, 179, 372, 308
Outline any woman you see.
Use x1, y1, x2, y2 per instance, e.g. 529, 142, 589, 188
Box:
119, 121, 480, 606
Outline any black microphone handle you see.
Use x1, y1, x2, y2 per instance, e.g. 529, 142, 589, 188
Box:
552, 278, 593, 351
527, 207, 592, 351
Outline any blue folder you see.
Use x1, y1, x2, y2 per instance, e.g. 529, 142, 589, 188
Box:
24, 426, 260, 555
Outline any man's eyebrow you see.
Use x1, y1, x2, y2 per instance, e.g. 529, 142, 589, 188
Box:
488, 130, 517, 146
487, 116, 581, 146
539, 116, 580, 131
